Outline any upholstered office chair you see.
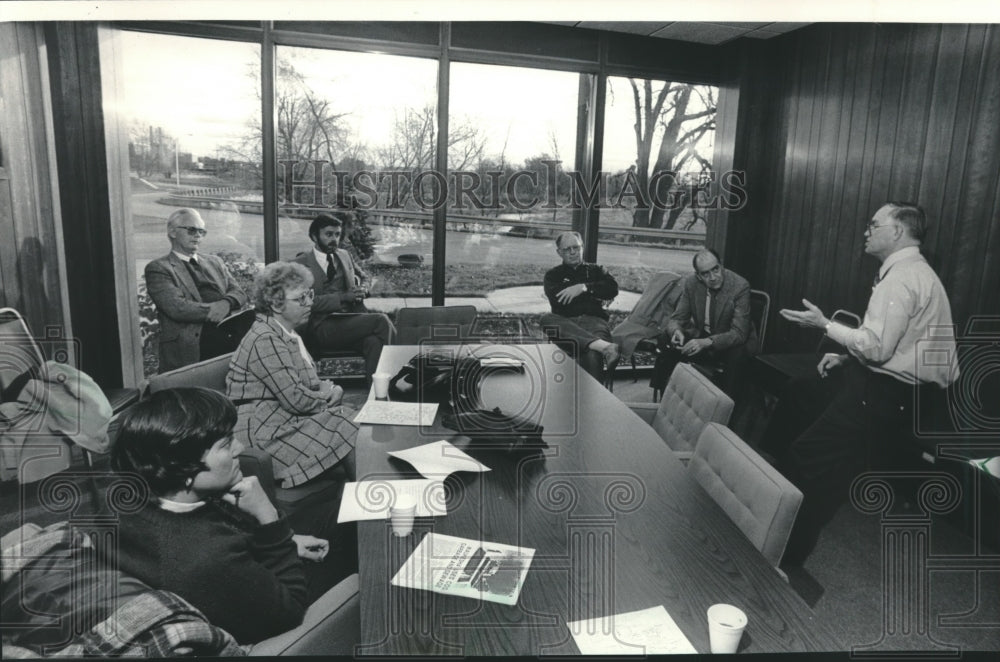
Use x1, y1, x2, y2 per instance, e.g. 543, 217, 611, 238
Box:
145, 352, 343, 513
688, 422, 803, 570
394, 305, 478, 345
625, 362, 734, 461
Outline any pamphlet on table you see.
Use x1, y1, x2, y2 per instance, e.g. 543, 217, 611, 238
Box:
387, 440, 491, 478
353, 400, 438, 426
391, 532, 534, 606
567, 605, 697, 655
336, 479, 446, 523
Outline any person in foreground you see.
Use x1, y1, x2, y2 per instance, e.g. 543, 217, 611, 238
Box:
110, 388, 343, 644
776, 201, 959, 565
652, 248, 757, 397
541, 231, 620, 383
227, 261, 358, 488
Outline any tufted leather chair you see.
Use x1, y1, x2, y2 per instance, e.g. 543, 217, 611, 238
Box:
688, 422, 802, 569
625, 362, 734, 461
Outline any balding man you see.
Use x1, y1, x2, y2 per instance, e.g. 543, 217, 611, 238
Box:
145, 208, 248, 372
777, 202, 959, 565
541, 231, 620, 384
651, 248, 758, 397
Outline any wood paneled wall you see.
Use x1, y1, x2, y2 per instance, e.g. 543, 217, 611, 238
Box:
729, 23, 1000, 351
44, 22, 124, 387
0, 24, 71, 345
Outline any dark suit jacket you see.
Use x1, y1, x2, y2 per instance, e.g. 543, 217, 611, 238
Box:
666, 268, 759, 354
145, 252, 248, 372
291, 249, 371, 334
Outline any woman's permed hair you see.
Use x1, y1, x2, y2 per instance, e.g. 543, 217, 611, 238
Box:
252, 261, 313, 314
111, 387, 238, 496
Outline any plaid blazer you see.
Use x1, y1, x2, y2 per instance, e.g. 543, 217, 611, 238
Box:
226, 315, 356, 487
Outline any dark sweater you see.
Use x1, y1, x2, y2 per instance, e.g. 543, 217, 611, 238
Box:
113, 500, 308, 644
543, 262, 619, 320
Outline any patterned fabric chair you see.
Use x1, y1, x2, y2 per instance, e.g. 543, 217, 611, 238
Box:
625, 362, 734, 461
687, 423, 803, 570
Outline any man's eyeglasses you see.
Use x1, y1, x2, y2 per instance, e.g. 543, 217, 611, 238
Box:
289, 289, 315, 306
559, 244, 583, 254
175, 226, 208, 237
866, 220, 894, 233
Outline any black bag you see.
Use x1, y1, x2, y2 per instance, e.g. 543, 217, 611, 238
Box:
441, 406, 547, 453
388, 349, 462, 403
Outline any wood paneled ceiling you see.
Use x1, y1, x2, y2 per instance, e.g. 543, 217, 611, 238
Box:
542, 21, 811, 45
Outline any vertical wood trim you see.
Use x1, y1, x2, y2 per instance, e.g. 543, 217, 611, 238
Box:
0, 23, 71, 350
261, 21, 277, 264
97, 25, 143, 388
432, 22, 449, 307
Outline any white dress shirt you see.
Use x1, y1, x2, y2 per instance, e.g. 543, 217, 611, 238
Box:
826, 246, 959, 387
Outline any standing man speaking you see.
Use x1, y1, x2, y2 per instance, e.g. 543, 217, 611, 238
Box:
777, 202, 959, 565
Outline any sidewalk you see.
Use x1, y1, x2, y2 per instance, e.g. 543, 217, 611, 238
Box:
364, 286, 640, 315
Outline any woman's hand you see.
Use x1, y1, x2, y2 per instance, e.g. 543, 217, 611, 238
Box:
292, 534, 329, 561
319, 379, 343, 405
222, 476, 279, 525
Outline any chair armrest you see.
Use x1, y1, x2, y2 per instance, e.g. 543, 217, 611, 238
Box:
248, 573, 360, 656
625, 402, 658, 425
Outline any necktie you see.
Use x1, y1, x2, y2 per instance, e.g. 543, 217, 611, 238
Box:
704, 290, 712, 335
326, 253, 336, 282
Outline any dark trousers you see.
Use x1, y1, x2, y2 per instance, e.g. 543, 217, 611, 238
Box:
779, 363, 945, 565
309, 312, 395, 379
760, 370, 844, 460
285, 487, 358, 603
650, 341, 749, 398
540, 313, 612, 383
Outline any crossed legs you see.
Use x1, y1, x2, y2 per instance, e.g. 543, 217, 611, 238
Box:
540, 313, 619, 383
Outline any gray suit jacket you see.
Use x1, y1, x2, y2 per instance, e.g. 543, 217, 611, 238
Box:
145, 252, 248, 372
291, 249, 371, 333
666, 269, 759, 354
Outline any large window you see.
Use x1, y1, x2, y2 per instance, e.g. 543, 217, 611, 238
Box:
273, 46, 439, 310
445, 62, 580, 333
601, 75, 718, 281
114, 31, 262, 376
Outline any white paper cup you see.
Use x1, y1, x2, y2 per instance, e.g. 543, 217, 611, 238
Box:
707, 603, 747, 654
390, 493, 418, 537
372, 372, 391, 399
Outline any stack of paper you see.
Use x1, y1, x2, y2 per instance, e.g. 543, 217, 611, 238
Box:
336, 479, 446, 523
567, 606, 697, 655
387, 440, 491, 478
353, 400, 438, 426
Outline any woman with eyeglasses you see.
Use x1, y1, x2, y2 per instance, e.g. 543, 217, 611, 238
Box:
227, 261, 357, 488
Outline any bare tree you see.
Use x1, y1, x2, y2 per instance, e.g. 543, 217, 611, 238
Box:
627, 79, 716, 229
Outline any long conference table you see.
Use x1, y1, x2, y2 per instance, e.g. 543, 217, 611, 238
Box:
354, 343, 843, 655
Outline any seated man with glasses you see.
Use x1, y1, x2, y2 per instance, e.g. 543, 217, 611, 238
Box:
651, 248, 758, 397
145, 208, 250, 372
541, 231, 620, 384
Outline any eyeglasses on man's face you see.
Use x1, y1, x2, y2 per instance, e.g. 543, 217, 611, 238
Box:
175, 226, 208, 237
289, 289, 315, 306
558, 244, 583, 254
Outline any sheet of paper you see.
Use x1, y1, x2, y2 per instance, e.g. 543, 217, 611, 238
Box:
353, 400, 438, 426
969, 456, 1000, 478
336, 479, 446, 523
391, 532, 534, 606
567, 605, 697, 655
387, 440, 491, 479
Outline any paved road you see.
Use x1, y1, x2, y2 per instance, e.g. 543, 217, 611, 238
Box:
130, 191, 696, 275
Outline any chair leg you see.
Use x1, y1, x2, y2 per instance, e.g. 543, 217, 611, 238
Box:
630, 355, 638, 382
